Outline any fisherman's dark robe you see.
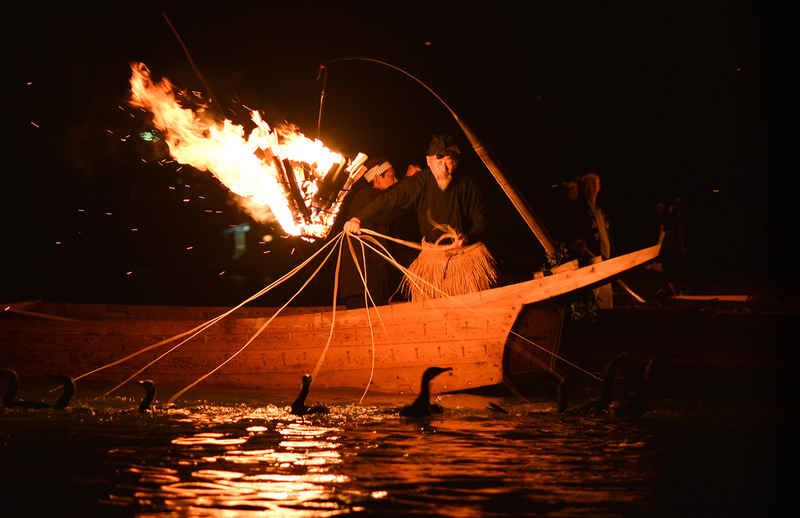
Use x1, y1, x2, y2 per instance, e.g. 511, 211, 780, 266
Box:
354, 168, 487, 246
338, 185, 404, 307
566, 201, 616, 260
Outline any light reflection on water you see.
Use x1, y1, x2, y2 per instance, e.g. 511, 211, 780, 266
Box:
0, 381, 788, 518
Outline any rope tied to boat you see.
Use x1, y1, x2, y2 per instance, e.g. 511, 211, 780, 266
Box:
384, 211, 499, 302
354, 228, 602, 382
71, 227, 601, 404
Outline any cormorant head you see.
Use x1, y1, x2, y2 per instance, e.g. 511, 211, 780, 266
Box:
0, 369, 20, 383
645, 355, 678, 379
48, 375, 76, 409
47, 374, 74, 386
137, 380, 156, 393
422, 366, 453, 384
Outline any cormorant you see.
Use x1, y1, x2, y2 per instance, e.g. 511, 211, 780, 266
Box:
578, 351, 627, 412
556, 375, 576, 413
137, 380, 156, 413
613, 355, 675, 417
290, 374, 329, 416
487, 402, 510, 414
399, 366, 452, 418
1, 369, 75, 409
48, 375, 76, 409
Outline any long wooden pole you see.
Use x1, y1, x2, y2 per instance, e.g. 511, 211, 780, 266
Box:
162, 12, 222, 113
453, 114, 558, 255
319, 58, 559, 256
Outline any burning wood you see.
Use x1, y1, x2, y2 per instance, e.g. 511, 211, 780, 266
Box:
128, 63, 363, 239
309, 153, 368, 221
311, 157, 348, 212
280, 158, 312, 225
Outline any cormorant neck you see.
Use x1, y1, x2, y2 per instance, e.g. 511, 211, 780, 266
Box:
292, 377, 312, 414
53, 378, 75, 409
418, 375, 435, 404
2, 375, 20, 407
139, 387, 155, 413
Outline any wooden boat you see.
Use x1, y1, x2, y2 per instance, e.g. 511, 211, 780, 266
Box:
0, 239, 661, 396
558, 279, 798, 374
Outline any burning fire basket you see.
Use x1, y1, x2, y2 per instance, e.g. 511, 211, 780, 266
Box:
129, 62, 367, 241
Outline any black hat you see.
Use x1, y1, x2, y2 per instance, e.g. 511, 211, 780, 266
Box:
426, 134, 460, 158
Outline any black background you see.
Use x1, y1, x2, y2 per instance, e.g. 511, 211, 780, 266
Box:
2, 1, 793, 306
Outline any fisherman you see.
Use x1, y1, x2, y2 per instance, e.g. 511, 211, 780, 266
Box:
566, 171, 617, 308
343, 135, 496, 300
338, 156, 405, 309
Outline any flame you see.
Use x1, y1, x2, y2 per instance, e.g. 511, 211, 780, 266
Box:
128, 62, 356, 239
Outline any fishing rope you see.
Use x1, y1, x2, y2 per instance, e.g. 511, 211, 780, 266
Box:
167, 233, 345, 405
170, 227, 430, 404
362, 234, 421, 394
81, 223, 602, 402
335, 230, 494, 396
345, 234, 377, 404
81, 232, 346, 398
296, 231, 411, 404
104, 233, 345, 400
308, 235, 345, 384
343, 232, 410, 403
356, 225, 644, 383
355, 228, 603, 381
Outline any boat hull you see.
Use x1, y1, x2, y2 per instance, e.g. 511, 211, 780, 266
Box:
0, 298, 537, 395
1, 241, 662, 395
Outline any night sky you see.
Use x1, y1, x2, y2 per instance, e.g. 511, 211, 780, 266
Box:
3, 1, 792, 306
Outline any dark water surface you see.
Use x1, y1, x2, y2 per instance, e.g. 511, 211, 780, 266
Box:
0, 370, 790, 518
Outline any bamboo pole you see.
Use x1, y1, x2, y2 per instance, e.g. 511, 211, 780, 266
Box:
162, 12, 222, 114
454, 115, 558, 255
319, 58, 559, 256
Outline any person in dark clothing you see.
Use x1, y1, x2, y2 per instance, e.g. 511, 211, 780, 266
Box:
343, 135, 496, 300
344, 135, 487, 247
566, 171, 616, 308
338, 157, 404, 309
567, 172, 614, 260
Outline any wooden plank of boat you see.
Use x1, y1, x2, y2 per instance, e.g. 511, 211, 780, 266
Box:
671, 294, 752, 302
0, 240, 661, 395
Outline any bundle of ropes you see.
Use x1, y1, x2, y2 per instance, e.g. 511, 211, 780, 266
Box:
68, 227, 598, 406
399, 217, 497, 301
401, 238, 497, 301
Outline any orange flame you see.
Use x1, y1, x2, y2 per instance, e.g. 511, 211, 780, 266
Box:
129, 62, 355, 239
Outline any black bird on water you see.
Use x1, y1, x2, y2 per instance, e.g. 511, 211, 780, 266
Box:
137, 380, 156, 413
1, 369, 75, 409
614, 355, 675, 417
556, 375, 575, 413
578, 351, 628, 413
291, 375, 329, 416
399, 366, 453, 418
487, 401, 510, 414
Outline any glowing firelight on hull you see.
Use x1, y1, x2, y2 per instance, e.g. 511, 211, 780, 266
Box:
128, 62, 364, 239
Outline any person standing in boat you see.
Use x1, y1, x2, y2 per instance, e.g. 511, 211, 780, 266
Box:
343, 134, 496, 301
566, 171, 617, 308
338, 156, 406, 309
